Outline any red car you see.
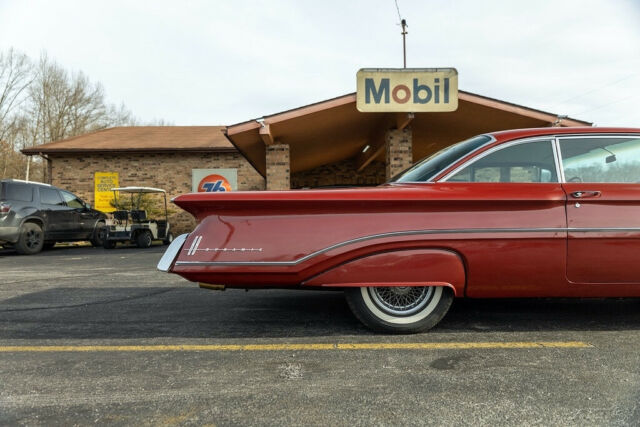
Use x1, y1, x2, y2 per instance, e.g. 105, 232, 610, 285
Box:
158, 127, 640, 333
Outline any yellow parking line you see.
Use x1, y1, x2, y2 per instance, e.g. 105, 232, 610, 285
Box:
0, 341, 591, 352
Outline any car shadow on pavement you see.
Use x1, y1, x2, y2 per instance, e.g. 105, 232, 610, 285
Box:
2, 287, 640, 339
0, 243, 165, 257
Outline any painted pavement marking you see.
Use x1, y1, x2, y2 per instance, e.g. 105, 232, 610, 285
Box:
0, 341, 591, 352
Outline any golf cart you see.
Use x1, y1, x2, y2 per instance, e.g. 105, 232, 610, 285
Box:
103, 187, 174, 249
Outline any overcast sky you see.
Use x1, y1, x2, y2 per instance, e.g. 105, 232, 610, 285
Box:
1, 0, 639, 127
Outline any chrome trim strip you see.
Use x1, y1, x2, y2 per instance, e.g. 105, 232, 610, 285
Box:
187, 235, 202, 256
568, 227, 640, 232
557, 133, 640, 140
157, 233, 189, 272
174, 227, 640, 267
552, 137, 565, 183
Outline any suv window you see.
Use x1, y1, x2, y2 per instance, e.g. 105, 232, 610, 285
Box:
447, 139, 558, 183
1, 183, 34, 202
559, 137, 640, 183
61, 190, 84, 209
40, 188, 64, 206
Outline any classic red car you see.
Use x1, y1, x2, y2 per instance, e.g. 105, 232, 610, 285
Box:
158, 127, 640, 333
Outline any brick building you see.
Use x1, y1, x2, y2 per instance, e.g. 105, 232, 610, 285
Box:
22, 91, 590, 234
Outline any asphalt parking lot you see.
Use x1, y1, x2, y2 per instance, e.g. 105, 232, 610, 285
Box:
1, 245, 639, 426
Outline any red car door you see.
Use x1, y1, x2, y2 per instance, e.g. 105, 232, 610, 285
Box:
559, 135, 640, 284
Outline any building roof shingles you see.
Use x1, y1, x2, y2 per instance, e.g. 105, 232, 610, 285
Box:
21, 126, 235, 155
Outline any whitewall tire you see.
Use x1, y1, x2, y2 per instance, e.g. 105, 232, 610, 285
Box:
345, 286, 454, 333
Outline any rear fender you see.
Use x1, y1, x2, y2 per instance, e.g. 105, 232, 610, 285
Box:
302, 248, 466, 297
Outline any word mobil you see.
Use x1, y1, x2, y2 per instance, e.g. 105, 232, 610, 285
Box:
364, 78, 451, 105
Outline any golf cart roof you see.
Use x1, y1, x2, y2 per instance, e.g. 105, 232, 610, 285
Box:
111, 186, 166, 193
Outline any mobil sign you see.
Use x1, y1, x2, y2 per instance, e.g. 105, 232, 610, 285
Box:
356, 68, 458, 113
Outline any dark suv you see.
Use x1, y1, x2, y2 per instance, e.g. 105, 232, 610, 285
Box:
0, 179, 107, 254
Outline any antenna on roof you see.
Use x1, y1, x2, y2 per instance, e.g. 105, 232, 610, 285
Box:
395, 0, 408, 68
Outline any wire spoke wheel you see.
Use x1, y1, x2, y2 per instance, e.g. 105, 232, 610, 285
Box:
345, 285, 454, 333
368, 286, 434, 316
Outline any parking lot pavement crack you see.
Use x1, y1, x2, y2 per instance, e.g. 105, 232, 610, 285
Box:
0, 289, 175, 313
1, 268, 153, 286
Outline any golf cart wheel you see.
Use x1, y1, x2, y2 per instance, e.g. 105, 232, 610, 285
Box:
90, 222, 106, 247
136, 230, 153, 248
163, 232, 174, 245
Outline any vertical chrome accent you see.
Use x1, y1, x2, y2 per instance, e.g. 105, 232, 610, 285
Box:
552, 137, 566, 183
187, 235, 202, 256
193, 235, 202, 255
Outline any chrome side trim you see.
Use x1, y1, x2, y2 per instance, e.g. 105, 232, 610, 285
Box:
551, 137, 565, 183
173, 227, 640, 268
157, 233, 189, 272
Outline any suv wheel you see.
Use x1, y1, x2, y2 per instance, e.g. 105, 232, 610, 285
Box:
15, 222, 44, 255
136, 230, 153, 248
90, 222, 106, 247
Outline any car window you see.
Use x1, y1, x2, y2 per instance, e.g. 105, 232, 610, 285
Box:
2, 183, 34, 202
447, 139, 558, 183
559, 137, 640, 183
60, 190, 84, 208
40, 188, 64, 206
392, 135, 492, 182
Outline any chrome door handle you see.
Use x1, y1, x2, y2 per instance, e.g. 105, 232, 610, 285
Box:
571, 190, 601, 198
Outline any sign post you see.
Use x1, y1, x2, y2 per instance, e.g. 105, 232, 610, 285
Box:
356, 68, 458, 113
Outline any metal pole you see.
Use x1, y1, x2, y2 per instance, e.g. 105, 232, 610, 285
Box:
401, 19, 408, 68
25, 156, 31, 181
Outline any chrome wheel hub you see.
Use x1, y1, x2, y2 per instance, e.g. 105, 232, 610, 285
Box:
368, 286, 434, 316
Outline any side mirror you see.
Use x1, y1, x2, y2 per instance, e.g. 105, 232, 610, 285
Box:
84, 202, 91, 209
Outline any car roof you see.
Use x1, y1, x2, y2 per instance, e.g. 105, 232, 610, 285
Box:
488, 127, 640, 141
111, 186, 166, 193
0, 179, 52, 187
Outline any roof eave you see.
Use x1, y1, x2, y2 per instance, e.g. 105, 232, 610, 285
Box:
21, 147, 238, 155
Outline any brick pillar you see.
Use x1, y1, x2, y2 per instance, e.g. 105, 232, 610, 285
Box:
266, 143, 290, 190
385, 127, 413, 180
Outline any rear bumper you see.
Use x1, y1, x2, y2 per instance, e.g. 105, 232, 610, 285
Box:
157, 233, 188, 272
0, 225, 20, 244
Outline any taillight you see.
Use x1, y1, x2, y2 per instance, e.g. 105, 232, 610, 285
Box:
0, 202, 10, 214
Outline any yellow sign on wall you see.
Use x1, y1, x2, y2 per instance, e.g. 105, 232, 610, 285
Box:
356, 68, 458, 113
94, 172, 119, 212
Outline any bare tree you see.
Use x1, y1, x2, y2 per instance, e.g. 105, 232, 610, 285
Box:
0, 48, 163, 180
25, 54, 135, 148
0, 49, 33, 177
